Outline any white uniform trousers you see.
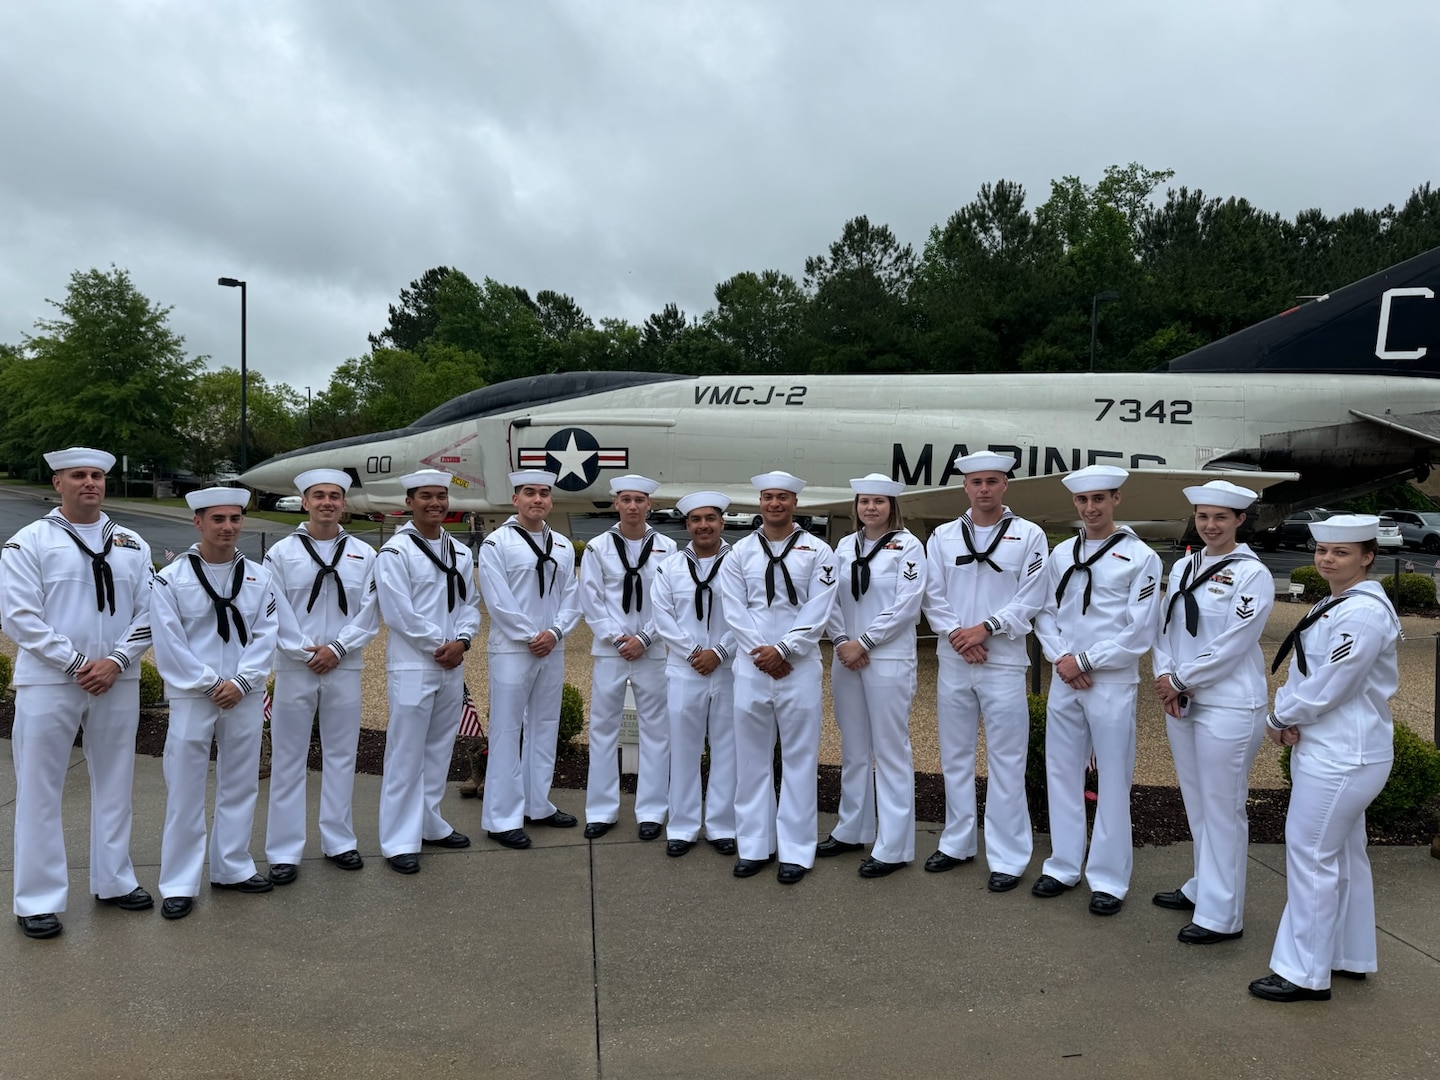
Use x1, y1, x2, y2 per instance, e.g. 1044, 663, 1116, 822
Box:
830, 657, 917, 865
159, 694, 265, 896
1270, 754, 1391, 990
11, 682, 142, 916
1041, 677, 1138, 897
585, 655, 669, 825
732, 658, 822, 867
482, 650, 565, 832
378, 666, 464, 857
1166, 703, 1265, 933
665, 665, 737, 843
934, 659, 1033, 875
264, 666, 363, 864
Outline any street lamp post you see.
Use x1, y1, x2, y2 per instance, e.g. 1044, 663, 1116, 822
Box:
1089, 289, 1119, 372
217, 277, 247, 473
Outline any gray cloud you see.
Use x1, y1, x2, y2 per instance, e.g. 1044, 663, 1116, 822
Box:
2, 0, 1437, 394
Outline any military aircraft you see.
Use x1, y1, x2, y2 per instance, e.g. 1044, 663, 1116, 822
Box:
241, 245, 1440, 539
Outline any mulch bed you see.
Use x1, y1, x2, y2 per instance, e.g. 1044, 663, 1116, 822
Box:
3, 700, 1434, 846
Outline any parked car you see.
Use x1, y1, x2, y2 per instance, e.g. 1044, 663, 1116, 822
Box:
647, 507, 683, 523
274, 495, 304, 512
723, 509, 759, 529
1257, 508, 1334, 552
1376, 516, 1404, 551
1381, 509, 1440, 554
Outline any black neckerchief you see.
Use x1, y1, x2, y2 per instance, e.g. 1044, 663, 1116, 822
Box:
1054, 531, 1127, 615
1272, 595, 1349, 676
1164, 553, 1241, 636
758, 529, 804, 607
852, 531, 900, 600
685, 544, 728, 625
954, 515, 1012, 574
610, 529, 658, 613
509, 524, 557, 597
53, 519, 116, 615
188, 553, 248, 645
406, 532, 467, 612
296, 531, 350, 615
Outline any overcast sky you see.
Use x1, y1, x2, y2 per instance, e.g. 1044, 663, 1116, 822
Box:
2, 0, 1437, 400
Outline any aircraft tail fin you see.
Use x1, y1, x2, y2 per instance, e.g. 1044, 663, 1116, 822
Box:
1167, 244, 1440, 377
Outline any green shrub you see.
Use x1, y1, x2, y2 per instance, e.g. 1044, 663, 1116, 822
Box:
1025, 692, 1048, 809
572, 539, 587, 564
1280, 723, 1440, 826
138, 660, 165, 706
1379, 571, 1437, 613
0, 652, 12, 695
1289, 565, 1327, 603
559, 682, 586, 747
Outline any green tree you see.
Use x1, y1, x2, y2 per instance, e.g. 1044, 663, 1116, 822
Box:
802, 215, 918, 373
708, 270, 806, 373
0, 267, 201, 479
368, 266, 462, 353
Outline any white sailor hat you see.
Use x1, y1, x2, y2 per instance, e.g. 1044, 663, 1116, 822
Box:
294, 468, 351, 494
850, 473, 904, 497
676, 490, 730, 516
399, 469, 453, 491
1309, 514, 1379, 543
1061, 465, 1129, 494
186, 486, 250, 511
44, 447, 116, 473
508, 470, 557, 489
952, 451, 1017, 475
1182, 479, 1257, 510
751, 470, 806, 494
608, 474, 660, 496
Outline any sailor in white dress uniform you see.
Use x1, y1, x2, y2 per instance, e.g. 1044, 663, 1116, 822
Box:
263, 468, 381, 882
920, 451, 1049, 892
1151, 480, 1274, 942
373, 469, 481, 873
578, 475, 677, 840
2, 447, 156, 938
718, 471, 839, 885
1032, 465, 1163, 916
1249, 514, 1399, 1003
651, 491, 738, 857
477, 470, 582, 850
821, 474, 926, 877
151, 487, 278, 919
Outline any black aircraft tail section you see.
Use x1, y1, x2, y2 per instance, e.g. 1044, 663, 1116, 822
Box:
1168, 245, 1440, 377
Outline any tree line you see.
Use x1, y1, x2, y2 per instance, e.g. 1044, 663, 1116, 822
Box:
3, 162, 1438, 482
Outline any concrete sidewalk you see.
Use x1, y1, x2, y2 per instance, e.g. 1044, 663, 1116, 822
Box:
1, 751, 1438, 1079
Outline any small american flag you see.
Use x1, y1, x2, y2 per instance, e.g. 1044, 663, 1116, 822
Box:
263, 690, 272, 723
457, 684, 482, 738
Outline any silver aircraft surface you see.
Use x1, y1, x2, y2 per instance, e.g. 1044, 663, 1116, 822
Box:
242, 246, 1440, 538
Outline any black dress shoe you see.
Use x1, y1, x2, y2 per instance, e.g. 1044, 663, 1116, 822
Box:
637, 821, 663, 841
387, 854, 420, 874
326, 850, 364, 871
486, 829, 532, 850
527, 810, 578, 828
424, 830, 471, 849
987, 872, 1021, 893
666, 839, 695, 857
776, 862, 808, 884
923, 850, 969, 873
211, 874, 274, 894
1178, 922, 1243, 944
1248, 974, 1331, 1002
1152, 887, 1196, 911
1332, 969, 1367, 980
707, 837, 737, 856
1088, 891, 1123, 916
160, 897, 193, 921
96, 886, 154, 910
17, 913, 61, 939
267, 864, 298, 886
583, 821, 614, 840
733, 855, 775, 878
858, 857, 905, 878
816, 835, 863, 858
1031, 874, 1073, 898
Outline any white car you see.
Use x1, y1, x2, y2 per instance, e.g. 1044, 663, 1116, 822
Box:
274, 495, 304, 512
723, 509, 760, 529
1376, 516, 1403, 551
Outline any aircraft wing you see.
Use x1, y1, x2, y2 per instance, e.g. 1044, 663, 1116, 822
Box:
1350, 409, 1440, 447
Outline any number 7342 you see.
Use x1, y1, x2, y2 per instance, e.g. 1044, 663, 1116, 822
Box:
1094, 398, 1192, 424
